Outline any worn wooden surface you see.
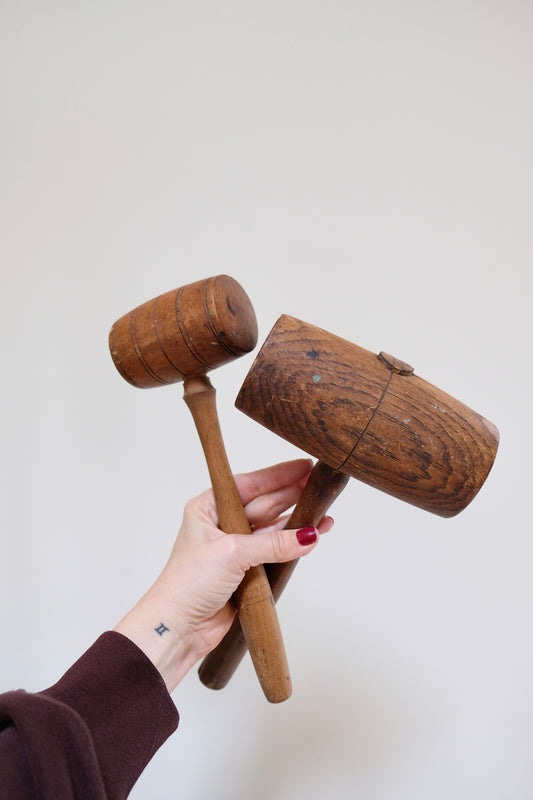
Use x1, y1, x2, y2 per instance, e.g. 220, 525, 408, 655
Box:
109, 275, 258, 388
236, 314, 499, 518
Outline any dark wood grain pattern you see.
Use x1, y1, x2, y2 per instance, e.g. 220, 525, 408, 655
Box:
236, 315, 499, 517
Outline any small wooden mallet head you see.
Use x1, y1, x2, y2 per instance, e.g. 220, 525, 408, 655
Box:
108, 275, 258, 388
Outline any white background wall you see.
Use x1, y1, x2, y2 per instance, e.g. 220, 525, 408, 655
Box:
1, 2, 531, 798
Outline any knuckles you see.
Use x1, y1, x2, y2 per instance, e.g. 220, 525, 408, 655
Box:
265, 529, 292, 565
222, 530, 292, 571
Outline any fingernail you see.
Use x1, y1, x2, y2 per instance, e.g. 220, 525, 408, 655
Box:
296, 527, 318, 546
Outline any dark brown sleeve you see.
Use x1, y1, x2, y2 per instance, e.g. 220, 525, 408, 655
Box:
0, 631, 180, 800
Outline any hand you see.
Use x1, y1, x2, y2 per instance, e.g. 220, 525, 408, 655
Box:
114, 459, 334, 692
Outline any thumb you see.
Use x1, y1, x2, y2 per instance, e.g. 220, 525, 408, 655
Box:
237, 526, 321, 569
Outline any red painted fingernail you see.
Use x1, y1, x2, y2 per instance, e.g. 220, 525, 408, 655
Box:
296, 527, 318, 546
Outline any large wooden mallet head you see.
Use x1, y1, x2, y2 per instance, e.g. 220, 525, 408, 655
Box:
236, 314, 499, 517
109, 277, 293, 703
198, 313, 499, 691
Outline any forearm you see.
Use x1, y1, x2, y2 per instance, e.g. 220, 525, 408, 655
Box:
0, 632, 179, 800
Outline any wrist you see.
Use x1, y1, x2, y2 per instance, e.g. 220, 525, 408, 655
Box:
114, 585, 198, 693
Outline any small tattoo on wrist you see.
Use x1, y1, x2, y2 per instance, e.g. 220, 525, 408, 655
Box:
155, 623, 169, 636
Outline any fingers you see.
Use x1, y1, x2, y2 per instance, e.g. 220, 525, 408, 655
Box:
254, 513, 334, 537
243, 481, 308, 527
233, 459, 313, 508
226, 516, 334, 570
186, 459, 314, 529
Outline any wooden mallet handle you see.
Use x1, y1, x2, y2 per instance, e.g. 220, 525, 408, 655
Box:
184, 375, 292, 703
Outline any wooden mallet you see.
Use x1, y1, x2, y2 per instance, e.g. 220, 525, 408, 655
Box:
199, 314, 499, 690
109, 277, 292, 703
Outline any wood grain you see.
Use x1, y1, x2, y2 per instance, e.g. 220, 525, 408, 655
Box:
109, 275, 258, 388
236, 315, 499, 517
